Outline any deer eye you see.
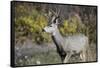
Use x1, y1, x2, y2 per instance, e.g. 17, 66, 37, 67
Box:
49, 25, 52, 27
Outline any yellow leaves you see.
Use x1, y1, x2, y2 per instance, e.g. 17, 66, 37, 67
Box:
15, 5, 49, 43
33, 23, 42, 32
59, 27, 65, 35
37, 15, 47, 29
63, 20, 68, 27
41, 32, 52, 42
68, 22, 77, 33
31, 14, 47, 33
59, 18, 78, 36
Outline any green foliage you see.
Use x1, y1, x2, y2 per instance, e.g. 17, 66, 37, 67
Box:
15, 4, 52, 44
59, 16, 84, 36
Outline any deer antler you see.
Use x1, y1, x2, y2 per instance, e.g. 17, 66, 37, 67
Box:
44, 7, 61, 25
49, 8, 61, 24
49, 9, 58, 17
56, 7, 61, 17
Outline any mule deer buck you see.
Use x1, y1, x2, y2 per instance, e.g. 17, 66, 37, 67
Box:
43, 9, 89, 63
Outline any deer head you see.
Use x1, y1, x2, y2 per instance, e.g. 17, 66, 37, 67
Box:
43, 9, 60, 36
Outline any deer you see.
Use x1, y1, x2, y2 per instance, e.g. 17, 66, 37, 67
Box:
43, 9, 89, 63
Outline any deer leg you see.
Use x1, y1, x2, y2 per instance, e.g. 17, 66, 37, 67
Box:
57, 50, 66, 63
60, 52, 66, 63
63, 51, 72, 63
83, 50, 86, 62
80, 49, 86, 62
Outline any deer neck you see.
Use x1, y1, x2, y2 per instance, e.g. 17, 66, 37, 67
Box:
51, 28, 66, 59
51, 28, 65, 47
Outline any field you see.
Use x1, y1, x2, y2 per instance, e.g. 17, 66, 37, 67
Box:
15, 39, 97, 66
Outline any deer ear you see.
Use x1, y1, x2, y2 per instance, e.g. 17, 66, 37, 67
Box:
55, 20, 60, 25
55, 16, 60, 25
